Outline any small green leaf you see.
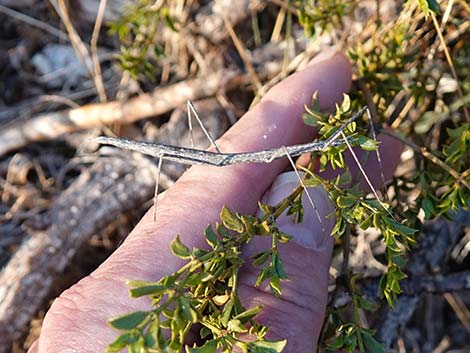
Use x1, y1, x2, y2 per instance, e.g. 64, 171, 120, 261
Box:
200, 326, 211, 339
252, 250, 271, 266
233, 305, 263, 322
338, 170, 352, 185
127, 280, 167, 298
340, 94, 351, 112
241, 215, 259, 236
384, 218, 417, 236
273, 253, 288, 279
255, 220, 271, 236
204, 224, 219, 248
109, 311, 149, 330
255, 268, 270, 287
303, 175, 323, 187
426, 0, 440, 12
303, 112, 320, 127
269, 273, 282, 297
362, 330, 385, 353
186, 339, 218, 353
421, 196, 436, 219
179, 297, 198, 323
221, 297, 235, 326
248, 339, 287, 353
227, 319, 248, 333
220, 206, 244, 233
107, 333, 139, 352
337, 195, 356, 208
357, 135, 380, 151
326, 335, 344, 350
170, 235, 191, 259
258, 202, 274, 215
277, 232, 292, 243
164, 14, 178, 32
185, 272, 212, 286
216, 222, 231, 238
358, 296, 380, 311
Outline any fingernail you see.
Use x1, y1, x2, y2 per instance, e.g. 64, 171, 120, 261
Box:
306, 48, 339, 67
257, 172, 336, 251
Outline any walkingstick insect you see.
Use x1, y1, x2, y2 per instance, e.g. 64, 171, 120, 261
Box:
93, 102, 388, 224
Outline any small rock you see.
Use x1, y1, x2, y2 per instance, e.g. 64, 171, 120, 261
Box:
32, 44, 87, 88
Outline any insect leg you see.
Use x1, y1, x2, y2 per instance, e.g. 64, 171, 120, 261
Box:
366, 108, 389, 202
340, 131, 395, 219
187, 100, 222, 153
153, 155, 164, 222
282, 146, 326, 234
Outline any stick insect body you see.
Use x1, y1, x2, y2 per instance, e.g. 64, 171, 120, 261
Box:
93, 104, 381, 224
94, 106, 367, 167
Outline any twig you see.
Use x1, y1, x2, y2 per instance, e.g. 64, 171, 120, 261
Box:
49, 0, 108, 103
430, 12, 470, 122
431, 336, 450, 353
90, 0, 108, 102
219, 4, 264, 96
49, 0, 93, 77
443, 292, 470, 333
0, 4, 68, 41
270, 2, 287, 42
193, 0, 266, 44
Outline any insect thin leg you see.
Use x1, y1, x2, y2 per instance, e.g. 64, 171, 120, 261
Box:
366, 108, 389, 202
153, 155, 164, 222
187, 100, 222, 153
187, 101, 195, 149
282, 146, 326, 234
340, 131, 395, 219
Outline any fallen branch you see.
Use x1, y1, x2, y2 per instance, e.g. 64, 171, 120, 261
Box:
0, 71, 232, 157
0, 152, 157, 352
401, 270, 470, 295
193, 0, 266, 44
333, 270, 470, 309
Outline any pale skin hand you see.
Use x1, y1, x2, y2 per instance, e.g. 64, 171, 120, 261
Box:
28, 50, 402, 353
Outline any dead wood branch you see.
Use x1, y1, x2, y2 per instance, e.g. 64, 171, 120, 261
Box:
378, 210, 470, 350
0, 152, 156, 351
193, 0, 266, 44
401, 270, 470, 295
0, 72, 232, 157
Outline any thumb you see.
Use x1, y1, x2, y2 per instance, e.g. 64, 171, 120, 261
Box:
239, 172, 335, 352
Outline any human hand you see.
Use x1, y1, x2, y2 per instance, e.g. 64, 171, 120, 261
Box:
29, 50, 402, 353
